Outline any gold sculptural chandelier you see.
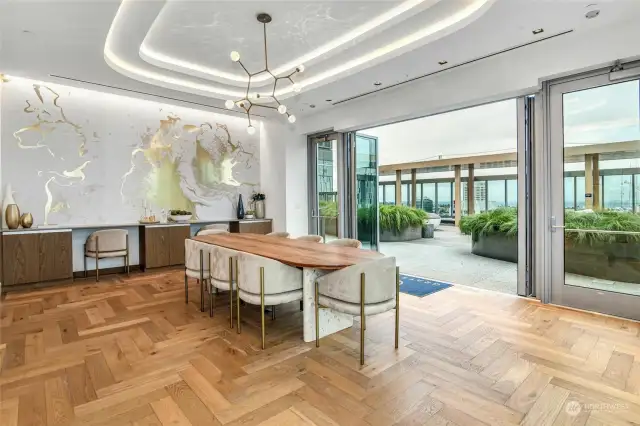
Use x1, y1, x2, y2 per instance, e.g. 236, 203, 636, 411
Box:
224, 13, 303, 134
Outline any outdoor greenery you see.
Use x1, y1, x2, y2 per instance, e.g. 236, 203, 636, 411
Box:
319, 201, 338, 217
460, 207, 640, 243
459, 207, 517, 241
379, 205, 427, 233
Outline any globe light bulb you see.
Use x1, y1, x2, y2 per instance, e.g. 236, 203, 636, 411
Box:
225, 100, 235, 109
247, 125, 256, 135
296, 64, 305, 73
292, 83, 302, 93
277, 104, 287, 114
230, 51, 240, 62
288, 115, 296, 123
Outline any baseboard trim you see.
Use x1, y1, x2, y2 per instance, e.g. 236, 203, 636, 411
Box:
72, 265, 141, 279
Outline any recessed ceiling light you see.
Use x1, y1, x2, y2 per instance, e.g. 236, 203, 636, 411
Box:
309, 104, 316, 108
438, 60, 448, 65
374, 81, 382, 86
532, 28, 544, 35
325, 99, 332, 102
585, 10, 600, 19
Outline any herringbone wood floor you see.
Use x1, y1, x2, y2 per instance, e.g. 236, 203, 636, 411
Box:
1, 269, 639, 426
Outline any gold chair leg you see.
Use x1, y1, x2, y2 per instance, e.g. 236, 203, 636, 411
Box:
236, 258, 241, 334
200, 250, 204, 312
83, 243, 87, 279
360, 272, 365, 366
184, 270, 189, 304
315, 281, 320, 348
95, 237, 100, 283
271, 306, 276, 321
260, 266, 265, 350
395, 266, 400, 350
125, 235, 130, 277
229, 257, 234, 329
209, 280, 214, 317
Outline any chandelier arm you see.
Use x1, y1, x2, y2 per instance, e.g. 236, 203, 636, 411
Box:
237, 60, 251, 76
254, 104, 278, 110
246, 75, 252, 98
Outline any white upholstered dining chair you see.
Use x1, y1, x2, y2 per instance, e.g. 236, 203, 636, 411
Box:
197, 228, 229, 236
326, 238, 362, 249
201, 223, 230, 232
236, 252, 303, 349
314, 256, 399, 365
296, 235, 323, 243
84, 229, 129, 282
266, 231, 290, 238
207, 245, 237, 326
184, 239, 209, 312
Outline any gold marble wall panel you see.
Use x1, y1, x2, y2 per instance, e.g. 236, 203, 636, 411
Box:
1, 78, 260, 226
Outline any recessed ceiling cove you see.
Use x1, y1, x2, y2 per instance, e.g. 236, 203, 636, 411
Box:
105, 0, 495, 101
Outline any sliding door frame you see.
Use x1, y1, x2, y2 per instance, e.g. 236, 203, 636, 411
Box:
307, 132, 346, 239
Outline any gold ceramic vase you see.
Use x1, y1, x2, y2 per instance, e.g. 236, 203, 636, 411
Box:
5, 204, 20, 229
20, 213, 33, 228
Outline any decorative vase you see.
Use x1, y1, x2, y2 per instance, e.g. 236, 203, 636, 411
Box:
5, 204, 20, 229
236, 194, 245, 219
20, 213, 33, 228
2, 184, 16, 228
255, 200, 265, 219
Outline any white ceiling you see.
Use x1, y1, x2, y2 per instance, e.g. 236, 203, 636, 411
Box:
1, 0, 640, 120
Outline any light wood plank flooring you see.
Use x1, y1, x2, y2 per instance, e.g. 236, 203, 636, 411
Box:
1, 269, 639, 425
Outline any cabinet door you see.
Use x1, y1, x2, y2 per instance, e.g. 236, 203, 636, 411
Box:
168, 226, 190, 265
239, 221, 273, 234
2, 233, 40, 285
39, 232, 72, 281
145, 227, 170, 268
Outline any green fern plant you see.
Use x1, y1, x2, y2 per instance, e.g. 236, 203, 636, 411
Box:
379, 205, 427, 233
460, 208, 640, 244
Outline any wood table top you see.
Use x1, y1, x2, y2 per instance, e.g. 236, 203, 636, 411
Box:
192, 233, 383, 270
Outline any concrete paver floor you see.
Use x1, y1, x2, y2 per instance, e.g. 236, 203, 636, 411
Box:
380, 225, 518, 295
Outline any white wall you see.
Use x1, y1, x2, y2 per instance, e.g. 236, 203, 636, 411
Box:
259, 121, 308, 236
285, 134, 309, 236
259, 121, 288, 232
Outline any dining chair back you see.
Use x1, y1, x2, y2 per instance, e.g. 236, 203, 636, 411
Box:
326, 238, 362, 249
296, 235, 323, 243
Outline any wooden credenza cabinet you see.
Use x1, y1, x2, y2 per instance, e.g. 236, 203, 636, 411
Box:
139, 224, 190, 271
230, 219, 273, 234
1, 230, 73, 286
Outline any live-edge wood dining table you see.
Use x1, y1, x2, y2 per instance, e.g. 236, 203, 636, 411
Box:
191, 233, 384, 342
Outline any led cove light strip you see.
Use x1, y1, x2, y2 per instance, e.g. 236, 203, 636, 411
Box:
104, 0, 493, 100
140, 0, 426, 84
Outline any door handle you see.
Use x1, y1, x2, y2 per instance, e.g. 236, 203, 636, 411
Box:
550, 216, 565, 232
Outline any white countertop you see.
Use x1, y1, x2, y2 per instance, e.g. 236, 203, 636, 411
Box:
0, 218, 271, 233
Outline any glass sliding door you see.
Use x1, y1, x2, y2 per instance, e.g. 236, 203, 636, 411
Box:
308, 133, 343, 241
549, 71, 640, 320
346, 133, 379, 250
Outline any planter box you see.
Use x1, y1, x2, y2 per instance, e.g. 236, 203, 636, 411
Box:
471, 233, 518, 263
381, 226, 422, 242
471, 233, 640, 283
565, 239, 640, 283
